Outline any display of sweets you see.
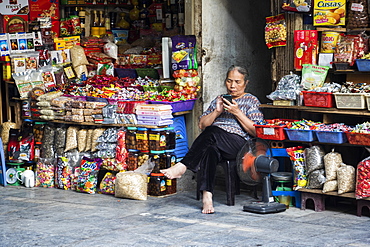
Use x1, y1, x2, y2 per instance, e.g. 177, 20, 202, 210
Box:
316, 123, 352, 132
286, 119, 322, 130
349, 122, 370, 133
255, 119, 291, 126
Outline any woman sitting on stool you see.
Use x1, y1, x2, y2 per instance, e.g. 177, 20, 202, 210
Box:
161, 65, 264, 214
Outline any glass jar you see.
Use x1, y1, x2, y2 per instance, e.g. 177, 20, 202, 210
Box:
116, 12, 130, 29
150, 150, 166, 173
166, 178, 176, 195
138, 150, 150, 168
127, 149, 139, 171
126, 127, 137, 150
164, 149, 177, 169
148, 173, 166, 196
149, 128, 166, 151
136, 127, 149, 151
165, 127, 176, 150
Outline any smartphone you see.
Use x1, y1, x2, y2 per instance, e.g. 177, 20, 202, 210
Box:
222, 94, 233, 103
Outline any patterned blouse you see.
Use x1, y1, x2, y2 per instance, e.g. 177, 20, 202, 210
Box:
200, 93, 264, 139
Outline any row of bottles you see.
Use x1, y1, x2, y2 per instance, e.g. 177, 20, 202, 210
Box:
64, 0, 185, 37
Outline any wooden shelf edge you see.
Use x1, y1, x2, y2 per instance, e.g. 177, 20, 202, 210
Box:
298, 188, 370, 201
260, 104, 370, 116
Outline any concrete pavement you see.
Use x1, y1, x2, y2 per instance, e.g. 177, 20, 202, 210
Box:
0, 185, 370, 247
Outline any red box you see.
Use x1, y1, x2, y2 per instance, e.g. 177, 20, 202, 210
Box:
254, 119, 293, 140
302, 91, 334, 108
28, 0, 60, 21
1, 14, 28, 33
294, 30, 318, 70
345, 132, 370, 146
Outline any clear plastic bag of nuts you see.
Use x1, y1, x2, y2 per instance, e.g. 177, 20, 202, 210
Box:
347, 0, 369, 29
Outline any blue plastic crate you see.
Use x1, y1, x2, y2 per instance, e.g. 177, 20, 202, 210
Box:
356, 59, 370, 72
284, 128, 316, 142
314, 131, 347, 144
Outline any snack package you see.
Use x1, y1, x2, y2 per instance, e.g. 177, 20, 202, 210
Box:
322, 180, 338, 193
282, 0, 312, 12
287, 146, 307, 190
103, 40, 118, 60
337, 163, 356, 194
265, 14, 287, 49
70, 45, 89, 68
65, 126, 79, 152
55, 157, 72, 190
75, 157, 102, 194
301, 64, 329, 90
313, 0, 346, 26
305, 145, 325, 174
115, 171, 148, 200
355, 156, 370, 199
35, 158, 55, 188
307, 169, 326, 189
323, 150, 342, 181
99, 172, 116, 195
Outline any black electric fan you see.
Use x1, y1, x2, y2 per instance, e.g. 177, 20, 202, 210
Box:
236, 138, 286, 214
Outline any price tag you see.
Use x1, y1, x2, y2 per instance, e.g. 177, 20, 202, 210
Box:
351, 3, 364, 12
263, 128, 275, 135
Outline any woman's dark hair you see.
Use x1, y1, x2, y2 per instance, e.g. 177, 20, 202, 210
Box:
226, 65, 249, 82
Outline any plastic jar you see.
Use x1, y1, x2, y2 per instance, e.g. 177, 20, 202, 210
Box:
166, 178, 177, 195
164, 149, 177, 169
126, 127, 137, 150
148, 173, 166, 196
33, 122, 47, 143
127, 149, 139, 171
136, 127, 149, 151
150, 150, 166, 173
149, 128, 166, 151
165, 127, 176, 150
138, 150, 150, 168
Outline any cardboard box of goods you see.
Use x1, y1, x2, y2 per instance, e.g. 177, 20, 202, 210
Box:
29, 0, 60, 21
0, 0, 29, 15
294, 30, 318, 70
1, 14, 28, 33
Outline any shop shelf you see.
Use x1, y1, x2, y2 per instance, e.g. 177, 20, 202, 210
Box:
314, 130, 347, 144
302, 91, 334, 108
285, 128, 316, 142
333, 93, 367, 109
345, 132, 370, 146
365, 94, 370, 111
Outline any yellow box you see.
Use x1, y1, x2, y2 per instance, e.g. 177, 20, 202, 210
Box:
313, 0, 346, 26
54, 36, 81, 50
273, 100, 295, 106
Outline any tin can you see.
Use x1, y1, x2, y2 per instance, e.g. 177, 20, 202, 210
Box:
320, 32, 340, 53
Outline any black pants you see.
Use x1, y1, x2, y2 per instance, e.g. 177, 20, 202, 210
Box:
181, 126, 246, 193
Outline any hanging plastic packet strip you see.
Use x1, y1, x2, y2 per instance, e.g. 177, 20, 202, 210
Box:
265, 14, 287, 49
287, 146, 307, 190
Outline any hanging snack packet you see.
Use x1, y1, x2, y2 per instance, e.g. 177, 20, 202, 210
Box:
12, 71, 33, 99
55, 157, 72, 190
39, 65, 57, 92
265, 14, 287, 49
99, 172, 116, 195
97, 63, 114, 76
301, 64, 329, 90
75, 157, 102, 194
287, 146, 307, 190
282, 0, 312, 12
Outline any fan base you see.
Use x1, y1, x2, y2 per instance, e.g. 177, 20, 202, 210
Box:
243, 201, 286, 214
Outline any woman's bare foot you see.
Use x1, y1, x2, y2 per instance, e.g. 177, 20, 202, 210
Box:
202, 191, 214, 214
160, 163, 187, 179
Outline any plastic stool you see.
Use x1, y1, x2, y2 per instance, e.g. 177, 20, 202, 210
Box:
357, 200, 370, 217
301, 192, 325, 212
196, 160, 242, 206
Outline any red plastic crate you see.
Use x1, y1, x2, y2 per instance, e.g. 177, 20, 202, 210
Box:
254, 119, 293, 140
345, 132, 370, 146
302, 91, 334, 108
